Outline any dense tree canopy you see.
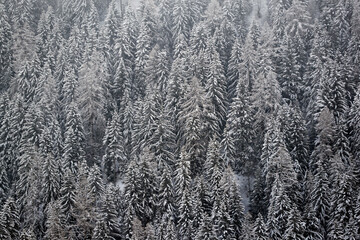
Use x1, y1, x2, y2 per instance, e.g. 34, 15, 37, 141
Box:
0, 0, 359, 239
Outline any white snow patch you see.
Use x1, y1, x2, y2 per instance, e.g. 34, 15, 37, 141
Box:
116, 179, 126, 192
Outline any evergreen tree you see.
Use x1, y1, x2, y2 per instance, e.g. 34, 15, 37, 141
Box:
15, 144, 42, 214
40, 153, 60, 206
58, 170, 77, 234
173, 0, 191, 43
328, 173, 354, 240
150, 107, 177, 169
157, 163, 175, 216
36, 7, 57, 69
252, 214, 268, 240
0, 3, 13, 93
279, 103, 309, 174
102, 111, 126, 182
261, 117, 297, 201
268, 0, 291, 39
179, 76, 217, 174
349, 90, 360, 177
205, 37, 227, 132
0, 95, 10, 202
226, 38, 242, 100
177, 188, 193, 240
77, 48, 107, 163
125, 148, 157, 225
321, 58, 348, 124
12, 23, 36, 73
156, 206, 177, 240
174, 149, 192, 205
238, 32, 259, 93
354, 192, 360, 239
60, 63, 79, 106
44, 201, 66, 240
266, 175, 292, 240
93, 184, 121, 239
190, 181, 204, 239
251, 62, 282, 129
134, 2, 158, 99
0, 95, 25, 184
196, 214, 215, 240
145, 46, 170, 95
211, 198, 235, 240
309, 155, 331, 239
118, 7, 138, 83
226, 168, 245, 239
132, 88, 161, 156
63, 103, 86, 174
0, 196, 20, 239
284, 206, 306, 240
221, 86, 256, 173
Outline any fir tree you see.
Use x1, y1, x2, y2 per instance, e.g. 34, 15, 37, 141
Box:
77, 48, 107, 163
205, 37, 227, 132
44, 201, 66, 240
102, 111, 126, 182
252, 214, 268, 240
93, 184, 121, 239
177, 188, 193, 240
0, 3, 13, 93
221, 86, 256, 173
62, 103, 86, 174
196, 214, 215, 240
0, 196, 20, 239
125, 148, 157, 225
174, 149, 192, 205
157, 163, 175, 216
266, 175, 292, 240
284, 206, 306, 240
40, 153, 60, 206
173, 0, 191, 43
212, 197, 235, 240
0, 95, 25, 183
279, 104, 309, 175
179, 76, 217, 174
58, 170, 77, 236
328, 173, 354, 240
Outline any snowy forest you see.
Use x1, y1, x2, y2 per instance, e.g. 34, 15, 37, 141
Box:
0, 0, 360, 239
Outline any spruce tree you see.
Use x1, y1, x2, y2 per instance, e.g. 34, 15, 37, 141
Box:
0, 196, 20, 239
157, 163, 175, 216
102, 111, 126, 182
93, 184, 121, 239
221, 86, 256, 173
174, 149, 192, 205
252, 214, 268, 240
62, 103, 86, 174
211, 197, 235, 240
0, 3, 13, 93
205, 37, 227, 132
196, 214, 215, 240
179, 76, 217, 174
266, 175, 292, 240
44, 201, 66, 240
124, 148, 157, 225
328, 173, 354, 240
177, 188, 193, 240
77, 48, 107, 163
284, 206, 306, 240
40, 153, 60, 206
173, 0, 191, 44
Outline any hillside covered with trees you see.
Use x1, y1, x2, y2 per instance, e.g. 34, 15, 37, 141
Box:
0, 0, 360, 239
